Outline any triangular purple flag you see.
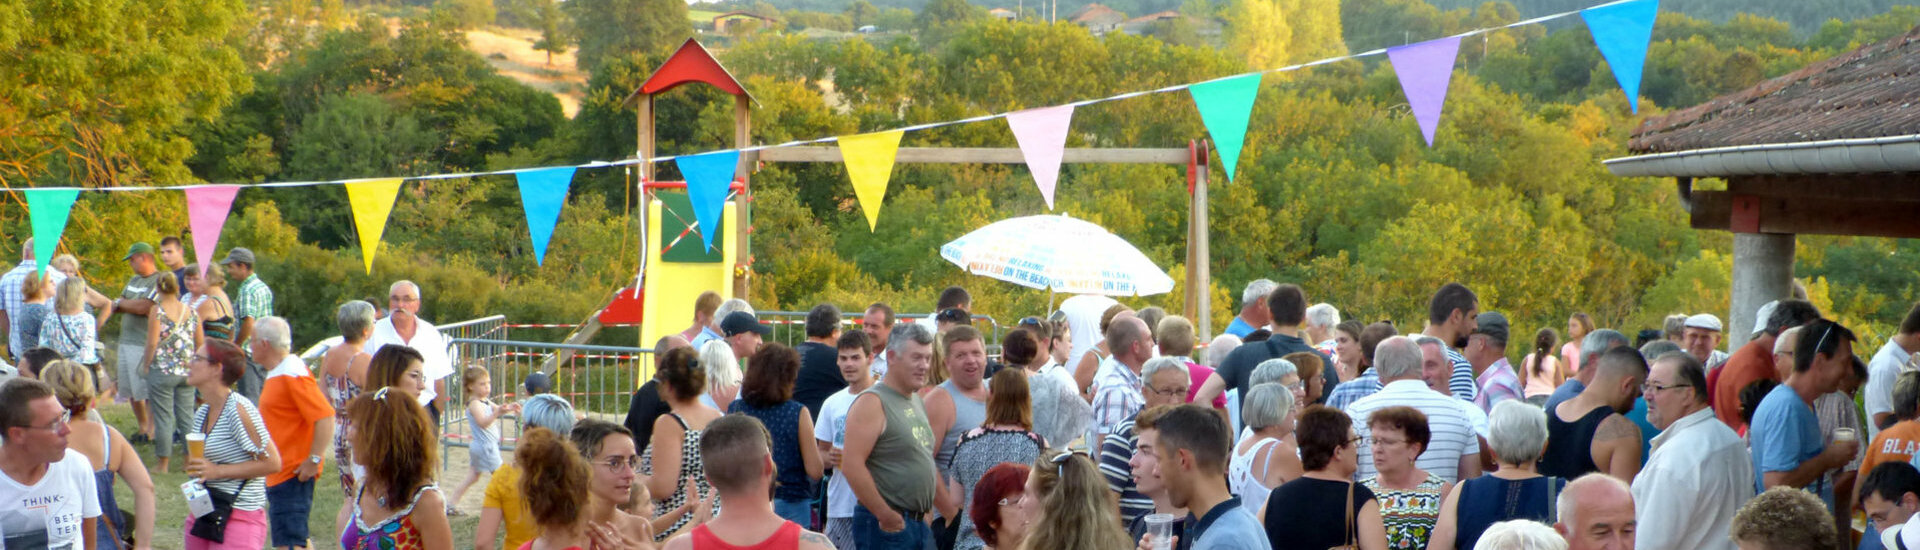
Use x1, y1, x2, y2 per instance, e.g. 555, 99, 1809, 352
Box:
1007, 105, 1075, 209
1388, 36, 1463, 147
184, 185, 242, 278
675, 150, 741, 252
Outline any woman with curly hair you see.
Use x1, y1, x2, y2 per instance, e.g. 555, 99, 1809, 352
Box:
1017, 449, 1132, 550
516, 426, 602, 550
338, 388, 452, 550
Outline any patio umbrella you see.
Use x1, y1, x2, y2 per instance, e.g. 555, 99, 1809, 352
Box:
939, 214, 1176, 300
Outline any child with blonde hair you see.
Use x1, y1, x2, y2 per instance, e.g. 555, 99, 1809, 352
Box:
447, 365, 517, 515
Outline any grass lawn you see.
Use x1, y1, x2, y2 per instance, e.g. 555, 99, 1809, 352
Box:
96, 403, 487, 549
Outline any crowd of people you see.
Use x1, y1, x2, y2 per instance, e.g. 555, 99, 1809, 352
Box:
2, 234, 1917, 550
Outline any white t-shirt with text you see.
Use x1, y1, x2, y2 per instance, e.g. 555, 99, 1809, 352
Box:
0, 449, 102, 550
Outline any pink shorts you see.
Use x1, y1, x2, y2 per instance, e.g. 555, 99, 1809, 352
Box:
184, 508, 269, 550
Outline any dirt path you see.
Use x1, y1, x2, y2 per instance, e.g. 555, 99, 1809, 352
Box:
466, 27, 588, 118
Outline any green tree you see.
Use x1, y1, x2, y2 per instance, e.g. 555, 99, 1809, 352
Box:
533, 0, 571, 65
566, 0, 692, 71
846, 0, 880, 26
0, 0, 251, 189
434, 0, 498, 29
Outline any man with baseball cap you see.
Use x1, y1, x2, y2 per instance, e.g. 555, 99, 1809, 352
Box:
1683, 313, 1729, 371
104, 242, 166, 442
1467, 311, 1522, 412
722, 310, 772, 364
223, 247, 275, 401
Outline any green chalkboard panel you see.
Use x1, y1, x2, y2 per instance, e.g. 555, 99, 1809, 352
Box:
657, 190, 725, 263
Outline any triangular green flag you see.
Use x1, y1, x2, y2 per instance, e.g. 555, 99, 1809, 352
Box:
24, 189, 81, 276
1188, 73, 1263, 183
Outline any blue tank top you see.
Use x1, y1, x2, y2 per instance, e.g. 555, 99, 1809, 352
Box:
1453, 475, 1564, 550
729, 399, 814, 501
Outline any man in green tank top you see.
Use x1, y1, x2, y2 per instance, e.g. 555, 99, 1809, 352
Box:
842, 322, 939, 550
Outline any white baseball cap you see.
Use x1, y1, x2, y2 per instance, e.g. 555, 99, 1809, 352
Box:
1752, 300, 1780, 337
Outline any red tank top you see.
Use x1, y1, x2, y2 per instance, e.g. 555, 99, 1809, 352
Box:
691, 520, 801, 550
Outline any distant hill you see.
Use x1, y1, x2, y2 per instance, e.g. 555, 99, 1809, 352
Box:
1406, 0, 1897, 32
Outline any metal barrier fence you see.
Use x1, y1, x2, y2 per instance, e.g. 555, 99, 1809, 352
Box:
440, 337, 653, 464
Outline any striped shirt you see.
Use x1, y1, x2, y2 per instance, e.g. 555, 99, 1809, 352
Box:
1091, 364, 1144, 439
1098, 416, 1155, 524
1447, 348, 1478, 403
194, 395, 274, 511
1347, 380, 1481, 483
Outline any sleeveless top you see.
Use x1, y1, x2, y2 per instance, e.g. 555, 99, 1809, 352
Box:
1361, 472, 1448, 550
1452, 475, 1564, 550
468, 399, 503, 472
191, 294, 235, 342
728, 400, 813, 501
1539, 405, 1611, 479
653, 413, 711, 541
934, 380, 987, 473
865, 384, 937, 513
691, 520, 801, 550
94, 427, 127, 549
1229, 437, 1284, 516
152, 307, 199, 377
325, 354, 364, 496
341, 484, 438, 550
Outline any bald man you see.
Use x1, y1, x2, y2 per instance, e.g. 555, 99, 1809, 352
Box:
1556, 473, 1637, 550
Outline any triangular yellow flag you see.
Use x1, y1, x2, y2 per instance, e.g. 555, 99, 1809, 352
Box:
839, 130, 904, 231
344, 178, 405, 273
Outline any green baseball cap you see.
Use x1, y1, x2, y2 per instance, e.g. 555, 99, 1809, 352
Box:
124, 242, 154, 260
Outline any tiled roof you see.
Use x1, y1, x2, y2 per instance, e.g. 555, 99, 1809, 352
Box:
1628, 24, 1920, 154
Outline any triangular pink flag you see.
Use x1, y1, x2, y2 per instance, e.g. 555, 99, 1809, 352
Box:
1387, 36, 1463, 147
1006, 105, 1075, 209
185, 185, 242, 278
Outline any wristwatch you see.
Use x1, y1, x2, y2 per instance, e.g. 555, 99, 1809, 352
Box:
307, 455, 323, 465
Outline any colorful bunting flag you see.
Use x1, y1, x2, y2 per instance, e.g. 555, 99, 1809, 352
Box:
1189, 73, 1262, 183
1583, 0, 1660, 113
344, 178, 404, 273
184, 185, 242, 279
24, 189, 80, 276
1006, 105, 1075, 209
674, 150, 741, 252
840, 130, 905, 231
514, 167, 577, 266
1388, 36, 1464, 147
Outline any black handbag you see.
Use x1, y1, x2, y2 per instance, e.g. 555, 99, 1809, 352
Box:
189, 478, 249, 543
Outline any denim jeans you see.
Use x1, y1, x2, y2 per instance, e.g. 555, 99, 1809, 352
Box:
852, 504, 933, 550
775, 498, 813, 529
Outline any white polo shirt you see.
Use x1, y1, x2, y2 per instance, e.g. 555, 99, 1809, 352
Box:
366, 316, 452, 406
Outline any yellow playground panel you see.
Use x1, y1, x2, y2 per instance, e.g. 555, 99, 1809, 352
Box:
638, 192, 738, 375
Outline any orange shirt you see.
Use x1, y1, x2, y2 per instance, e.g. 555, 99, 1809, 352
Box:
1863, 420, 1920, 483
260, 358, 337, 486
1713, 339, 1778, 430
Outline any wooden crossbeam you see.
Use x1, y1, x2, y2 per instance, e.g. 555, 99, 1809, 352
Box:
1690, 190, 1920, 239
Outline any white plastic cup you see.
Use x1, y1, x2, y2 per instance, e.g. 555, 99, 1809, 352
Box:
185, 433, 206, 460
1835, 428, 1858, 443
1144, 513, 1176, 550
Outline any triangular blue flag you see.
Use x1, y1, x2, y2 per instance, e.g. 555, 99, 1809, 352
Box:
514, 167, 576, 266
1583, 0, 1660, 114
676, 150, 741, 252
1188, 73, 1262, 183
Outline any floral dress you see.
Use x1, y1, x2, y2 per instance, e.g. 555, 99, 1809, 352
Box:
340, 485, 438, 550
151, 308, 199, 377
326, 357, 364, 496
1361, 472, 1448, 550
652, 413, 710, 542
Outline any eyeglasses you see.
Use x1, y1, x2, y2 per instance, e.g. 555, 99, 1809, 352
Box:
1283, 380, 1305, 392
1146, 385, 1189, 398
1642, 382, 1692, 394
1370, 436, 1408, 447
599, 456, 643, 473
22, 410, 71, 432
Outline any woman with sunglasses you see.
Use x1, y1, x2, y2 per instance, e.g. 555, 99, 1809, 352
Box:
968, 463, 1031, 550
183, 340, 281, 548
1259, 405, 1387, 550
